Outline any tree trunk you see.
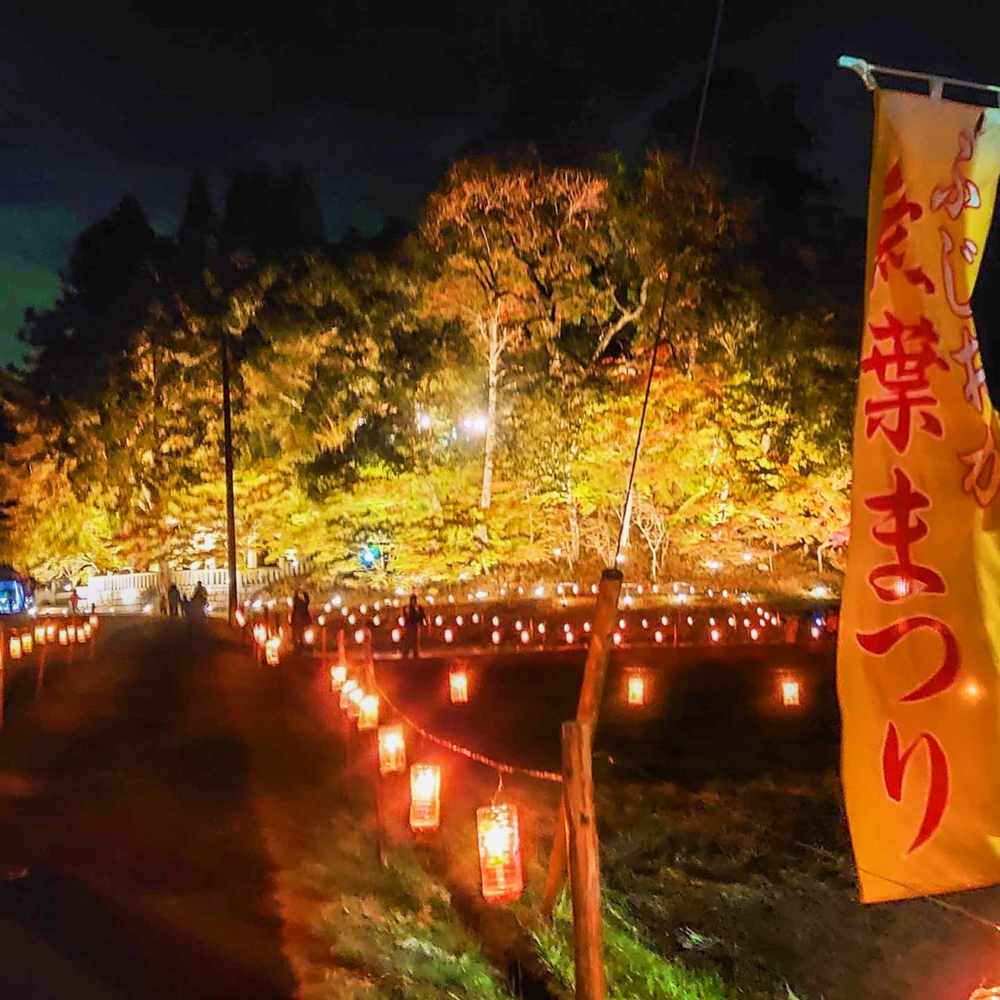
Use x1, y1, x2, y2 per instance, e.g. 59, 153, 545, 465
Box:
567, 480, 580, 566
480, 315, 499, 510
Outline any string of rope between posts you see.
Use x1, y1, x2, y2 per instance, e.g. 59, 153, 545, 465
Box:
371, 665, 563, 783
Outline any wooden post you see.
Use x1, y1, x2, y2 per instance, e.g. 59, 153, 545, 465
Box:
35, 646, 46, 699
322, 621, 328, 659
563, 721, 606, 1000
369, 729, 388, 868
337, 626, 347, 666
542, 568, 622, 917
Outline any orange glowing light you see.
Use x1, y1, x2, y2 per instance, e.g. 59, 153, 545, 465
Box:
710, 628, 720, 642
330, 664, 347, 689
377, 724, 406, 775
491, 630, 500, 645
781, 678, 801, 707
9, 635, 22, 660
75, 626, 85, 643
520, 629, 530, 644
84, 622, 93, 639
34, 624, 45, 645
537, 622, 546, 635
303, 628, 315, 645
444, 628, 454, 643
358, 694, 380, 730
235, 609, 246, 627
265, 636, 281, 665
409, 764, 441, 831
627, 674, 645, 706
391, 627, 401, 642
612, 631, 622, 646
449, 669, 469, 703
21, 633, 33, 655
68, 625, 76, 644
565, 631, 574, 644
654, 630, 663, 643
477, 804, 523, 903
354, 629, 365, 645
339, 678, 358, 708
750, 628, 759, 640
89, 614, 98, 628
58, 627, 68, 646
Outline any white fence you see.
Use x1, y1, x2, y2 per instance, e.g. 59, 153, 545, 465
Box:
87, 561, 313, 611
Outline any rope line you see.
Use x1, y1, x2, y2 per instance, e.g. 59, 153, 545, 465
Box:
371, 665, 563, 783
796, 840, 1000, 933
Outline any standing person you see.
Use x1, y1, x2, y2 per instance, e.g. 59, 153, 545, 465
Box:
167, 583, 181, 616
290, 591, 304, 646
402, 593, 426, 660
69, 587, 80, 615
189, 582, 208, 617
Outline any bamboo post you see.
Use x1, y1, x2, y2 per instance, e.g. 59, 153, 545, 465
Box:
542, 567, 622, 917
563, 721, 606, 1000
337, 626, 347, 667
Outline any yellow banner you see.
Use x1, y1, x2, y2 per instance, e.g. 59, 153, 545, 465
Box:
839, 90, 1000, 903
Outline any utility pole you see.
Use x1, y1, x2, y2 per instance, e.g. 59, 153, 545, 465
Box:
220, 331, 238, 625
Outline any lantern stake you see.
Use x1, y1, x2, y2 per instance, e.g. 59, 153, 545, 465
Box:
562, 720, 607, 1000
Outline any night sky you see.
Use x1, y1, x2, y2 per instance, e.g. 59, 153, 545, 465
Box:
2, 0, 999, 365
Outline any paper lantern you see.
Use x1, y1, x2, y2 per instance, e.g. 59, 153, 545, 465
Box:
750, 628, 759, 641
520, 629, 530, 644
449, 669, 469, 704
76, 627, 86, 643
810, 625, 821, 639
583, 621, 591, 633
339, 678, 358, 709
89, 614, 98, 628
84, 622, 93, 639
46, 624, 56, 642
21, 633, 33, 655
358, 694, 379, 730
346, 685, 364, 719
781, 677, 801, 707
330, 664, 347, 689
68, 625, 77, 643
654, 630, 663, 643
491, 630, 500, 645
58, 627, 68, 646
444, 628, 454, 643
612, 631, 622, 646
9, 634, 22, 660
410, 764, 441, 831
354, 629, 365, 645
265, 636, 281, 665
710, 628, 721, 642
391, 628, 401, 643
565, 630, 574, 644
537, 622, 546, 635
34, 624, 45, 645
627, 674, 645, 706
377, 724, 406, 775
303, 628, 315, 645
477, 804, 523, 903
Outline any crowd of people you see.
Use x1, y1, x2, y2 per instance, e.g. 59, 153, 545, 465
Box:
158, 581, 209, 618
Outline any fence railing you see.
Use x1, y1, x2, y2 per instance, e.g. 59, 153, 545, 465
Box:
87, 560, 313, 609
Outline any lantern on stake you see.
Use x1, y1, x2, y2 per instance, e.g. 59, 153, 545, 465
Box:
21, 633, 33, 655
9, 634, 22, 660
330, 664, 347, 690
449, 668, 469, 704
339, 678, 358, 709
89, 614, 98, 628
477, 803, 524, 903
409, 764, 441, 831
58, 626, 68, 645
265, 636, 281, 665
780, 676, 801, 707
76, 626, 86, 643
46, 623, 56, 642
34, 624, 45, 645
358, 694, 380, 730
68, 625, 76, 644
377, 724, 406, 775
347, 685, 364, 719
627, 674, 645, 706
83, 622, 92, 639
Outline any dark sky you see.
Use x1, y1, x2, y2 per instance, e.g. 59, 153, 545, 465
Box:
2, 0, 999, 364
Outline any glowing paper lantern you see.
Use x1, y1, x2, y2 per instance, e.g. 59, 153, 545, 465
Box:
339, 678, 358, 709
710, 628, 721, 642
89, 614, 98, 628
21, 633, 33, 655
330, 664, 347, 690
654, 630, 663, 643
265, 636, 281, 665
810, 625, 821, 639
34, 624, 45, 645
627, 674, 645, 706
46, 624, 56, 643
750, 628, 759, 641
612, 632, 622, 646
583, 621, 591, 633
781, 677, 801, 707
477, 804, 524, 903
491, 630, 501, 645
358, 694, 380, 730
410, 764, 441, 832
83, 623, 92, 639
377, 724, 407, 775
537, 622, 546, 635
68, 626, 76, 644
58, 627, 68, 646
354, 629, 365, 645
520, 629, 530, 644
391, 628, 401, 643
449, 669, 469, 704
9, 635, 22, 660
76, 626, 85, 643
303, 628, 315, 645
444, 628, 454, 644
347, 685, 364, 719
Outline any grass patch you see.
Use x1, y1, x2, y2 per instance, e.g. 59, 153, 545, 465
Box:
534, 890, 736, 1000
310, 821, 514, 1000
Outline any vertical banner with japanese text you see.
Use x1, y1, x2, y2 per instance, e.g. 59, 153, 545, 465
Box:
840, 89, 1000, 903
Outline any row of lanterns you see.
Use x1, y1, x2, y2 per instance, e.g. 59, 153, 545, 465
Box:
447, 664, 803, 711
7, 616, 98, 660
328, 659, 523, 903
